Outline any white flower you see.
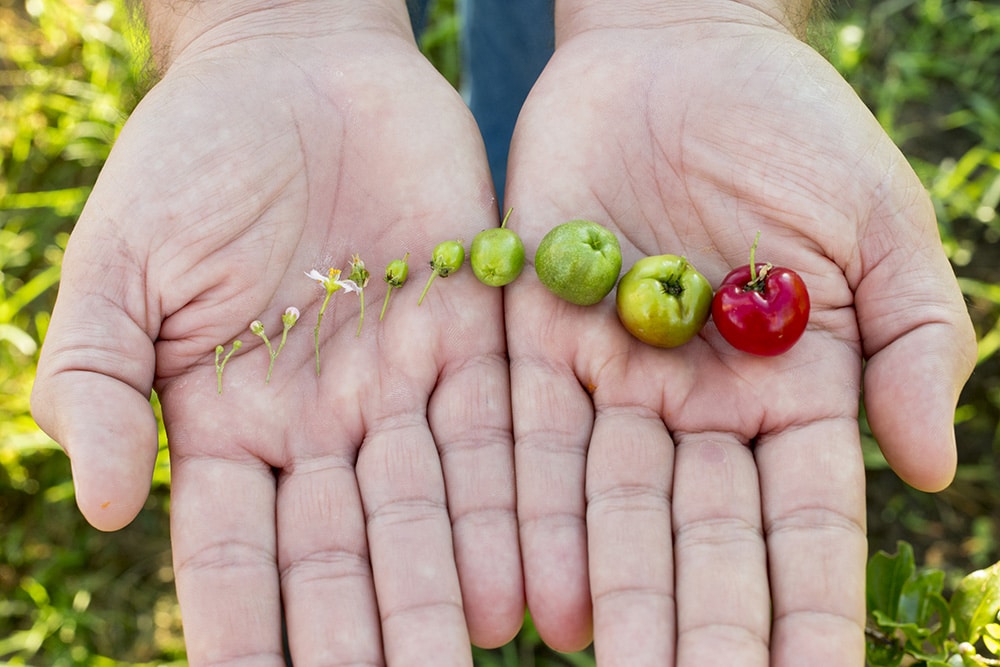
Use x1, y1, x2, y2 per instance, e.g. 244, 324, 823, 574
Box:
305, 268, 360, 294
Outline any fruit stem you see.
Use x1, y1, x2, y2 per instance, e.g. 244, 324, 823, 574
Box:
500, 207, 513, 229
417, 270, 438, 306
356, 290, 365, 337
745, 231, 772, 291
314, 289, 335, 376
748, 231, 761, 281
380, 287, 393, 320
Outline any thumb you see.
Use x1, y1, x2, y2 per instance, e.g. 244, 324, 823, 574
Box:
31, 222, 160, 531
854, 176, 977, 492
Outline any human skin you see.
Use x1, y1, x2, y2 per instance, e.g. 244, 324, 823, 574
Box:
30, 0, 978, 665
504, 0, 978, 665
30, 2, 524, 664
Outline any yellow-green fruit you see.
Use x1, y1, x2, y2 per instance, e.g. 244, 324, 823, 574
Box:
471, 227, 525, 287
616, 254, 712, 348
534, 220, 622, 305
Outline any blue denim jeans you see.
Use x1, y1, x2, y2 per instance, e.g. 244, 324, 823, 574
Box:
409, 0, 555, 206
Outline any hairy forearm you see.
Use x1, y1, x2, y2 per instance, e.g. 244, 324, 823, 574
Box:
136, 0, 412, 69
554, 0, 817, 41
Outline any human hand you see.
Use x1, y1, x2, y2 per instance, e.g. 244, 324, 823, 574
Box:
31, 2, 522, 663
504, 1, 976, 664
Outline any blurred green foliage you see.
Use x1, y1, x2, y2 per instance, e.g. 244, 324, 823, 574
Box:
1, 0, 178, 664
819, 0, 1000, 579
1, 0, 997, 664
865, 542, 1000, 666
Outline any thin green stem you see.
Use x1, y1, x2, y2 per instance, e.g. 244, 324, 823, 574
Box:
380, 287, 393, 321
216, 341, 241, 394
251, 329, 276, 384
748, 230, 761, 280
356, 290, 365, 337
743, 231, 772, 291
314, 289, 334, 376
500, 207, 513, 229
265, 347, 277, 383
314, 320, 321, 375
381, 251, 411, 320
277, 327, 291, 357
266, 319, 295, 383
417, 271, 437, 306
215, 346, 225, 395
256, 331, 274, 359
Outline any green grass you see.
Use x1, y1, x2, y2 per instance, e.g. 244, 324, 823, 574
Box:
1, 0, 998, 663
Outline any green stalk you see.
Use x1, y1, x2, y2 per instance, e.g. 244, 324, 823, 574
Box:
356, 290, 365, 337
314, 290, 334, 376
417, 271, 438, 306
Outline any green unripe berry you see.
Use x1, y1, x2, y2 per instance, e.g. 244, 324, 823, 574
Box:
380, 252, 410, 320
471, 208, 525, 287
535, 219, 622, 305
418, 240, 465, 305
430, 240, 465, 277
385, 256, 410, 288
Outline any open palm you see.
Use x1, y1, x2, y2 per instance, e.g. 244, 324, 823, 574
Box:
32, 18, 522, 666
505, 13, 975, 666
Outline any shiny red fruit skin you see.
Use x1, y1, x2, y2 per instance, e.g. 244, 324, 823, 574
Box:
711, 264, 810, 356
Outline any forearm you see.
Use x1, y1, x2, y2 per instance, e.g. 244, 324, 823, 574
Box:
554, 0, 817, 42
137, 0, 412, 70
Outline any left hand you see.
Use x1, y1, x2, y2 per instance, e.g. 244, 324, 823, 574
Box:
503, 2, 977, 664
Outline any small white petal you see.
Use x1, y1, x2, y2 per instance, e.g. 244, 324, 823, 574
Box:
335, 279, 361, 294
305, 269, 328, 284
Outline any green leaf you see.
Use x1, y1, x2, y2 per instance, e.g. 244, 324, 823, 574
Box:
0, 263, 61, 323
983, 622, 1000, 656
0, 323, 38, 356
899, 568, 951, 654
865, 627, 905, 667
868, 541, 917, 622
951, 561, 1000, 644
900, 568, 947, 623
872, 611, 930, 638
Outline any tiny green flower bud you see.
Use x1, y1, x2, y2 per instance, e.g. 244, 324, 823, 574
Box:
348, 254, 370, 337
349, 254, 370, 289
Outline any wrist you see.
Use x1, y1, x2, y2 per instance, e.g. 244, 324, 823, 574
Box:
139, 0, 412, 70
554, 0, 815, 43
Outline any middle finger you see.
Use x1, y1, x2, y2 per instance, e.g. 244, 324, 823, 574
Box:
672, 433, 770, 666
587, 404, 676, 665
356, 416, 473, 666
